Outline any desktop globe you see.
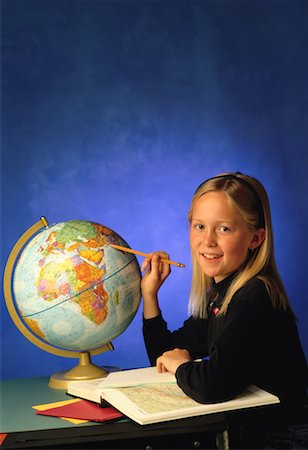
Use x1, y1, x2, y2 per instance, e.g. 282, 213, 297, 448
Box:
4, 218, 141, 389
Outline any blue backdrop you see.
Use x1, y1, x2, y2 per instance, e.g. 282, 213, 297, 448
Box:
1, 0, 307, 380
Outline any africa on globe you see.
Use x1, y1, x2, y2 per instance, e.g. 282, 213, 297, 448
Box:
12, 220, 141, 354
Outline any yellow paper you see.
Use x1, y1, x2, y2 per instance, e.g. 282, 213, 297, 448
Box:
32, 399, 89, 424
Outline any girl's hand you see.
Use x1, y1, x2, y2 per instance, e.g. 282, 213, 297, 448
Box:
141, 251, 171, 319
141, 251, 171, 296
156, 348, 193, 374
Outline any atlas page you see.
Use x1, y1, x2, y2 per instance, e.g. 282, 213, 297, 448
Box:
99, 383, 279, 425
67, 366, 280, 425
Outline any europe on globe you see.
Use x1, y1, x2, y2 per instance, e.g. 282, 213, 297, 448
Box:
12, 220, 141, 354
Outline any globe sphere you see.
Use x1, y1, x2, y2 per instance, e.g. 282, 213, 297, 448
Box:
12, 220, 141, 353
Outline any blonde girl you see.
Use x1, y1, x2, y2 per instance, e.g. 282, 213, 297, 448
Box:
141, 172, 307, 405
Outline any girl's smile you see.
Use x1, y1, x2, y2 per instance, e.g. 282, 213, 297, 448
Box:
201, 252, 223, 260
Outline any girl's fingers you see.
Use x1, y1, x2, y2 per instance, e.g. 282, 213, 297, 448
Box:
141, 257, 151, 272
156, 357, 167, 373
141, 252, 171, 274
152, 253, 171, 278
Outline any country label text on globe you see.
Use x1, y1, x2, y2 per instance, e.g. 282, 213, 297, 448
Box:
13, 221, 141, 351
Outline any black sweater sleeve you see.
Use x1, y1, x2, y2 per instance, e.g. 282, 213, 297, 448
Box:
175, 292, 260, 403
143, 283, 263, 402
176, 280, 308, 404
143, 279, 308, 405
143, 312, 209, 365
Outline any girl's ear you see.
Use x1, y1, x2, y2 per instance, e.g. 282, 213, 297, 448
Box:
249, 228, 266, 250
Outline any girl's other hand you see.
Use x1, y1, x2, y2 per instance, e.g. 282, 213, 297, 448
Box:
156, 348, 192, 374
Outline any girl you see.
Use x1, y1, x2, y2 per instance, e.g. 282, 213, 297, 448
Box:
141, 172, 307, 406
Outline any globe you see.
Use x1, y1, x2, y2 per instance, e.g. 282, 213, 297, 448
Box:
4, 217, 141, 389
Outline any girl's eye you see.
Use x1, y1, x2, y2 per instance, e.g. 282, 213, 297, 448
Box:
194, 224, 204, 230
218, 226, 230, 233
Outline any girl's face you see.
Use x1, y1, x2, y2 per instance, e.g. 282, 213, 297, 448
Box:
190, 191, 262, 283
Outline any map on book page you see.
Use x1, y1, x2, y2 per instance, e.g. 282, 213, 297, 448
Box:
116, 383, 198, 414
113, 383, 277, 416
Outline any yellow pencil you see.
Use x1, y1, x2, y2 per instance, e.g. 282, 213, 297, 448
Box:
108, 243, 185, 268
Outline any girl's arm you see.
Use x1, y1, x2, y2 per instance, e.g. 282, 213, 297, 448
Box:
141, 252, 209, 371
143, 312, 209, 366
174, 279, 303, 404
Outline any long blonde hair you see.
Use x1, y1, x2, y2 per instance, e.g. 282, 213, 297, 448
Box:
188, 172, 290, 318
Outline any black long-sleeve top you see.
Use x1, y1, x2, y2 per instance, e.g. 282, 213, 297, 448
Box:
143, 273, 308, 406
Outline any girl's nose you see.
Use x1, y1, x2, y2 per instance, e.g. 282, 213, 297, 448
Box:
204, 230, 217, 247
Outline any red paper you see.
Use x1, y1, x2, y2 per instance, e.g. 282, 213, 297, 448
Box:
36, 399, 123, 422
0, 434, 8, 445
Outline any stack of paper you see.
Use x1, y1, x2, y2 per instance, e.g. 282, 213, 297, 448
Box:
33, 399, 123, 423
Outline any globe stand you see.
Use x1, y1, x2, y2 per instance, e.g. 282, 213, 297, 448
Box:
49, 351, 109, 390
3, 217, 115, 391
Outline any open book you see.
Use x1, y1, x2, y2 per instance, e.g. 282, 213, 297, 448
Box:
67, 366, 280, 425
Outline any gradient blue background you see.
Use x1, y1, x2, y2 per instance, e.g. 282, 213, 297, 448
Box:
1, 0, 307, 380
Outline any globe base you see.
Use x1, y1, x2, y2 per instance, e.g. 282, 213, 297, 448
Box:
48, 351, 108, 390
